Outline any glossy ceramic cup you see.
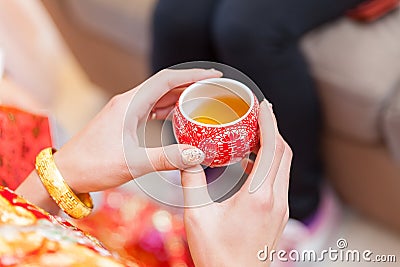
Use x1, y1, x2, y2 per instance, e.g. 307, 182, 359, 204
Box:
173, 78, 260, 167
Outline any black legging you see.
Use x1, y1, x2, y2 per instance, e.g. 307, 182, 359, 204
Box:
151, 0, 364, 221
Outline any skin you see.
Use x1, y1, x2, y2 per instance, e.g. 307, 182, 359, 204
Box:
13, 69, 291, 266
182, 101, 292, 267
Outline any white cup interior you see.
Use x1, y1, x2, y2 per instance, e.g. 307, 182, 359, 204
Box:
179, 78, 254, 127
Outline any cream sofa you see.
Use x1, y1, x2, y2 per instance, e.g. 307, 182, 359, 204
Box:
302, 8, 400, 232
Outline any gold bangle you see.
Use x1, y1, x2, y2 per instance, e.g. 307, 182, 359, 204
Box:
35, 148, 93, 219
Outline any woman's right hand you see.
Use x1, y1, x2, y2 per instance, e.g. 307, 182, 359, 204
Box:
181, 100, 292, 267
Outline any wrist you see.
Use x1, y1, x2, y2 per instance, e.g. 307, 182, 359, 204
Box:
53, 141, 130, 194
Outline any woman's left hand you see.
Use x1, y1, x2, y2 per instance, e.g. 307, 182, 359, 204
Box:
53, 68, 222, 193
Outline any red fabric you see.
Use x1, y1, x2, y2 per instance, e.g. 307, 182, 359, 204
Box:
347, 0, 399, 22
0, 106, 52, 189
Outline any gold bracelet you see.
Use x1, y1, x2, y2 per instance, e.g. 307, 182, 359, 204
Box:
35, 148, 93, 219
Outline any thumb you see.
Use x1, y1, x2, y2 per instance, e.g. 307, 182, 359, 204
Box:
143, 144, 205, 174
181, 165, 212, 207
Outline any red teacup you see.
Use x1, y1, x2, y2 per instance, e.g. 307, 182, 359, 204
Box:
173, 78, 260, 167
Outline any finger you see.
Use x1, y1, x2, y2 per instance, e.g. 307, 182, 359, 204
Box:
273, 141, 292, 206
122, 69, 222, 124
272, 212, 290, 250
274, 218, 310, 254
172, 82, 196, 90
252, 143, 260, 154
159, 68, 222, 90
150, 81, 202, 120
135, 144, 206, 176
245, 100, 280, 193
181, 165, 213, 207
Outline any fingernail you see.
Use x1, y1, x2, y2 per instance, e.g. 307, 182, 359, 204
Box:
181, 148, 205, 165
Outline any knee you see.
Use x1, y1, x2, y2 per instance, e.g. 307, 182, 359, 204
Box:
213, 5, 294, 54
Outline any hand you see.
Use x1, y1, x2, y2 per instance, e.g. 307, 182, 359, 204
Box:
52, 68, 222, 194
181, 100, 292, 267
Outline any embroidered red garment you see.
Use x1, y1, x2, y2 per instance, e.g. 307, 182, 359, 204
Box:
0, 106, 52, 189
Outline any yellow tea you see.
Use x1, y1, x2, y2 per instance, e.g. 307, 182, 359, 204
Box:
190, 95, 250, 125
